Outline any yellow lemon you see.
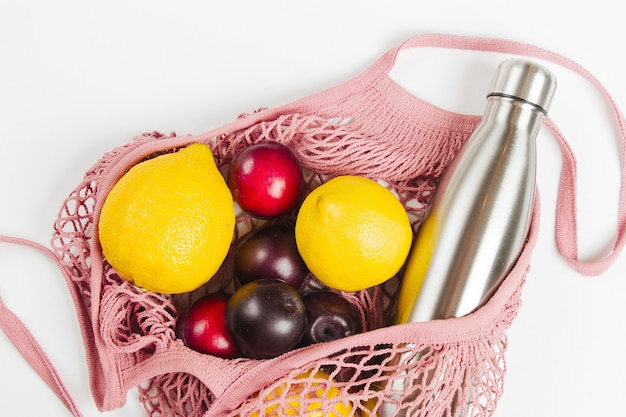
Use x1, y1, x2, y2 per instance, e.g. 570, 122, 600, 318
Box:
250, 370, 352, 417
295, 176, 412, 292
360, 396, 381, 416
98, 143, 235, 294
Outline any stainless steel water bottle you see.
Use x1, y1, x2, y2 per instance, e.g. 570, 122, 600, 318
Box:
381, 59, 557, 417
395, 58, 556, 325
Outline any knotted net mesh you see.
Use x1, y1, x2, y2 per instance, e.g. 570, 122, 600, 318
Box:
49, 84, 529, 417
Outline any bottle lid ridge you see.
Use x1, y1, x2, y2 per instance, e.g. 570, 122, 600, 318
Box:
487, 59, 557, 114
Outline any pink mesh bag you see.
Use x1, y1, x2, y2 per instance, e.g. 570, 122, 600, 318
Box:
2, 33, 626, 417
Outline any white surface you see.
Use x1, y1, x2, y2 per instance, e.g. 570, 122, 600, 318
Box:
1, 1, 625, 416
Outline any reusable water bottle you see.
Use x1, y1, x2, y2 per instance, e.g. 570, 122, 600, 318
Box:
395, 58, 556, 325
382, 58, 557, 417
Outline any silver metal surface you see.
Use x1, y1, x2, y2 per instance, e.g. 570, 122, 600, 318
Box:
381, 59, 556, 416
488, 58, 556, 113
396, 58, 556, 324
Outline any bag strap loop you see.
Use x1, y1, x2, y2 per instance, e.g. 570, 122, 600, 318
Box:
0, 235, 83, 417
391, 33, 626, 275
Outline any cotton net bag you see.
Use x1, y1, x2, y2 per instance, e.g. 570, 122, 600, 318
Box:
2, 33, 626, 417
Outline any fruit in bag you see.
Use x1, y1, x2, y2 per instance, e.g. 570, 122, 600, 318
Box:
98, 143, 235, 294
228, 142, 304, 219
249, 370, 353, 417
295, 175, 412, 292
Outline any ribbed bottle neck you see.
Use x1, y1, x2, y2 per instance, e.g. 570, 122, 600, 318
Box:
482, 95, 546, 135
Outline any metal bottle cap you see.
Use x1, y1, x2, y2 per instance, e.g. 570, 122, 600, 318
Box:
487, 58, 557, 114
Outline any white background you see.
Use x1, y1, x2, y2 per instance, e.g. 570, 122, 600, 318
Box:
1, 1, 625, 416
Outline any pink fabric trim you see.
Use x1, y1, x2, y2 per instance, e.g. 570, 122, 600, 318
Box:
0, 236, 83, 417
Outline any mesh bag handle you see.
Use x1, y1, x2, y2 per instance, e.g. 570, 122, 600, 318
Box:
0, 236, 84, 417
1, 32, 626, 417
391, 34, 626, 275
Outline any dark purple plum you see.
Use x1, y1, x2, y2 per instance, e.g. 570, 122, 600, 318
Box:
235, 225, 308, 288
301, 291, 361, 346
226, 279, 306, 359
176, 292, 239, 359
